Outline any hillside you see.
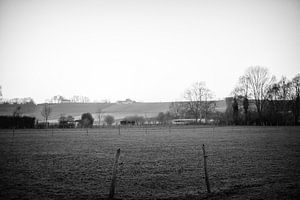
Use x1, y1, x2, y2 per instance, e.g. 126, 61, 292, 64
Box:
0, 101, 227, 122
0, 102, 171, 121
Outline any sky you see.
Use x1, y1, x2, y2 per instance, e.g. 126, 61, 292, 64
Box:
0, 0, 299, 103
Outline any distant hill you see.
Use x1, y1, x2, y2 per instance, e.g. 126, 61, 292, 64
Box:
0, 101, 227, 122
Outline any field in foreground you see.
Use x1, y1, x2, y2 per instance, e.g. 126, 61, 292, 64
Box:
0, 126, 299, 200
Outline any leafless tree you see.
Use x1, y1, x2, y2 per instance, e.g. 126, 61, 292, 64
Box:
70, 95, 90, 103
96, 108, 103, 127
292, 74, 300, 96
41, 103, 52, 128
13, 106, 22, 117
275, 76, 293, 100
12, 105, 22, 129
232, 76, 250, 97
169, 102, 185, 119
244, 66, 275, 123
184, 82, 212, 123
291, 74, 300, 124
232, 76, 251, 124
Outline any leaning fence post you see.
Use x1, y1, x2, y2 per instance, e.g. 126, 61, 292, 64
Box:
202, 144, 211, 193
109, 148, 121, 199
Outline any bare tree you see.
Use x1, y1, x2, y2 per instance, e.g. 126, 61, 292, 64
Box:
12, 105, 22, 129
233, 76, 250, 97
71, 95, 90, 103
292, 74, 300, 125
41, 104, 52, 128
232, 76, 251, 124
184, 82, 212, 123
244, 66, 275, 123
202, 89, 214, 123
169, 102, 185, 119
96, 108, 103, 127
13, 106, 22, 117
292, 74, 300, 95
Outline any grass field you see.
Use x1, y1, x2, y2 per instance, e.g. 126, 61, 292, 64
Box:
0, 126, 299, 200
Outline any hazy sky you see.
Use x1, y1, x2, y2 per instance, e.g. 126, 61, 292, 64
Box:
1, 0, 299, 103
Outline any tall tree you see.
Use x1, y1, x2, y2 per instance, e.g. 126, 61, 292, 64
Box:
41, 104, 52, 128
12, 105, 22, 129
169, 102, 185, 119
232, 97, 239, 125
96, 108, 103, 127
184, 82, 212, 123
266, 82, 280, 125
277, 77, 293, 124
292, 74, 300, 125
244, 66, 275, 124
233, 76, 250, 124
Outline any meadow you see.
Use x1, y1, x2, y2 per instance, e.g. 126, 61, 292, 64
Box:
0, 126, 299, 200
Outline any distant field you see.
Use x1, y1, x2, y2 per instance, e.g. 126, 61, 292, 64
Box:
0, 126, 299, 200
0, 102, 172, 121
0, 101, 227, 122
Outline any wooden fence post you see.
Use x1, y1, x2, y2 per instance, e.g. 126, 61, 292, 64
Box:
109, 148, 121, 199
202, 144, 211, 193
118, 125, 121, 135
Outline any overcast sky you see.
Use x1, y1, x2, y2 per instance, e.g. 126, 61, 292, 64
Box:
0, 0, 299, 103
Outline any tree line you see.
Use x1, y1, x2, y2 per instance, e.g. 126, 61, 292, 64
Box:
164, 66, 299, 125
229, 66, 299, 125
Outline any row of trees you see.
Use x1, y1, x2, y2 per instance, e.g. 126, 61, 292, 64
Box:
40, 104, 116, 128
230, 67, 299, 125
46, 95, 90, 103
161, 66, 300, 126
0, 97, 35, 105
